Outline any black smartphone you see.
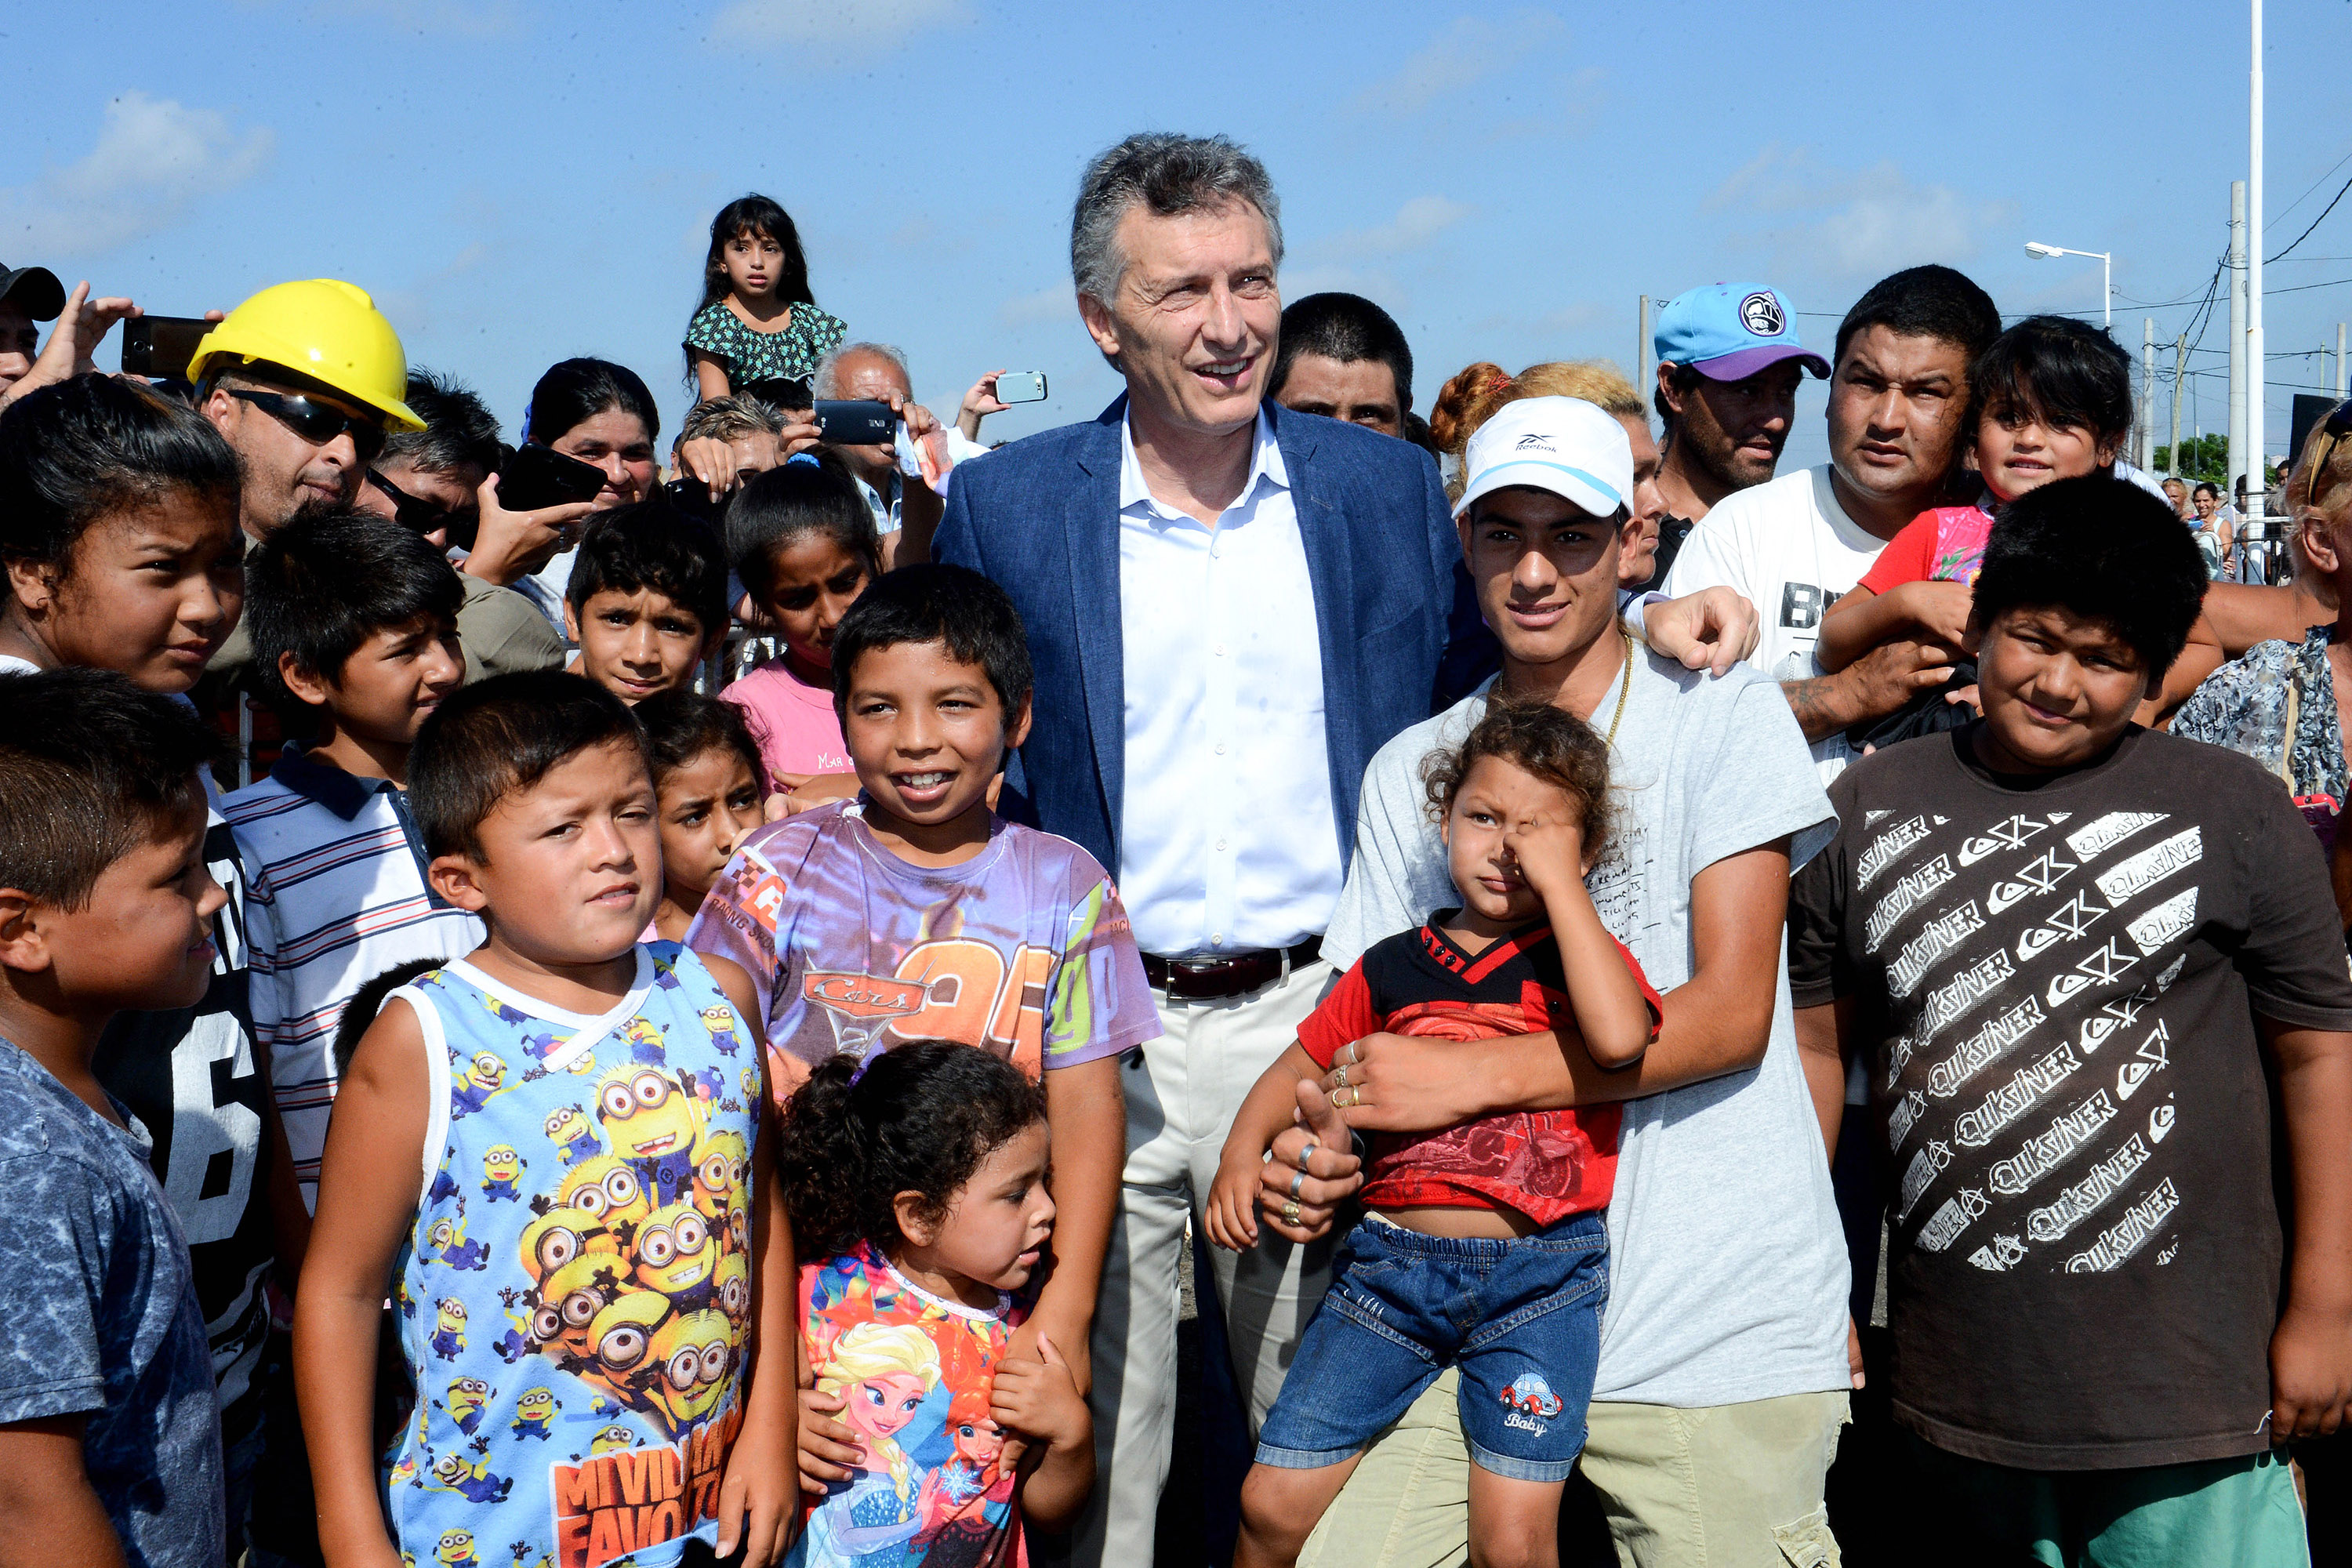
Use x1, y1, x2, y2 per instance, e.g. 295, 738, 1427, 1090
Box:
661, 475, 728, 527
120, 315, 212, 380
813, 400, 896, 445
497, 442, 607, 511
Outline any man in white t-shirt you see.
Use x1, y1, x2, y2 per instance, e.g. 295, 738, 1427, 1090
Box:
1663, 264, 2002, 782
1263, 397, 1849, 1568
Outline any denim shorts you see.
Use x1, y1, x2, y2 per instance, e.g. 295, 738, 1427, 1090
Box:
1255, 1210, 1607, 1483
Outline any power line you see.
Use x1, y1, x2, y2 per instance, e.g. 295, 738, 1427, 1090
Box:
2270, 173, 2352, 263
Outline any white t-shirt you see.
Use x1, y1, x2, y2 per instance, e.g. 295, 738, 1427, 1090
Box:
1661, 466, 1893, 782
1325, 644, 1850, 1408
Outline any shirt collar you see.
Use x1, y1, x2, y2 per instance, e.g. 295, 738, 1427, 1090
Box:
270, 743, 395, 822
1118, 404, 1288, 517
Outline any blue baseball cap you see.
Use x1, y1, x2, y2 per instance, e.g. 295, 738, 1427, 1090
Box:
1653, 282, 1829, 382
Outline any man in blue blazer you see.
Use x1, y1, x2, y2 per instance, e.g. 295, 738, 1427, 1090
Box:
935, 131, 1744, 1567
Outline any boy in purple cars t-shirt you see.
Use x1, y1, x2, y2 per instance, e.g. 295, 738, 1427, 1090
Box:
688, 563, 1156, 1381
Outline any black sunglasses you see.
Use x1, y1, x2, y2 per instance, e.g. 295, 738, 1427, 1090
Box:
365, 469, 456, 538
2311, 401, 2352, 496
224, 387, 388, 462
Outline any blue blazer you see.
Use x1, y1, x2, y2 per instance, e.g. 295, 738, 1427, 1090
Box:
933, 396, 1459, 881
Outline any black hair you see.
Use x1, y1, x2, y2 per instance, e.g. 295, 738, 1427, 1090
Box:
1969, 316, 2134, 451
776, 1041, 1048, 1258
1652, 363, 1704, 429
1270, 292, 1414, 413
332, 956, 445, 1078
379, 368, 503, 477
523, 358, 661, 448
2194, 481, 2220, 500
636, 688, 764, 794
830, 564, 1033, 724
1970, 475, 2207, 677
245, 507, 462, 714
562, 501, 728, 636
725, 451, 880, 605
1832, 264, 2003, 369
0, 668, 220, 910
0, 373, 241, 577
410, 670, 652, 860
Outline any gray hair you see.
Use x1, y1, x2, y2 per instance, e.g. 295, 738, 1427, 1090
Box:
813, 342, 911, 401
677, 394, 785, 447
1070, 132, 1283, 307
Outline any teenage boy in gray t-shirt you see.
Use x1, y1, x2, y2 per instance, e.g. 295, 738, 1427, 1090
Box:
1275, 397, 1850, 1568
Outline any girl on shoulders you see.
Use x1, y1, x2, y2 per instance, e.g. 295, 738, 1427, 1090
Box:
685, 194, 847, 405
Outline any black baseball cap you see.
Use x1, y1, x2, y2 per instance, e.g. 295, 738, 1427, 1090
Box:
0, 264, 66, 321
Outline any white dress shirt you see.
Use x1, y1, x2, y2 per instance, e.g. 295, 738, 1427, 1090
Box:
1115, 408, 1344, 957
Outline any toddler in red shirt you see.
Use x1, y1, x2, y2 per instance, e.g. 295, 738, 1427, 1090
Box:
1209, 700, 1661, 1568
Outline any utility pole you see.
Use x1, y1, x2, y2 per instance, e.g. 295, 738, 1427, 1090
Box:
2248, 0, 2267, 538
2339, 322, 2347, 398
2141, 319, 2156, 469
2228, 180, 2249, 504
2168, 334, 2187, 477
1635, 296, 1650, 397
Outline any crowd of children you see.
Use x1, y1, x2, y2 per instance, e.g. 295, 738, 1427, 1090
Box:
0, 183, 2346, 1568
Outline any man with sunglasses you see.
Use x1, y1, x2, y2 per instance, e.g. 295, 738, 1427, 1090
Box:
190, 279, 421, 541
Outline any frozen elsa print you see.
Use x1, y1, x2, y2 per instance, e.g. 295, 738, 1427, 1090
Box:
800, 1322, 942, 1564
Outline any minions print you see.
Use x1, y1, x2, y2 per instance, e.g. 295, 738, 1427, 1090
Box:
382, 943, 761, 1566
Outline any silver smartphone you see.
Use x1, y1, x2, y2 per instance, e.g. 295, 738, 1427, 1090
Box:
995, 372, 1048, 405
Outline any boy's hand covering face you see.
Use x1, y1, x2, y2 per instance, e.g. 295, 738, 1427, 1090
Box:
1973, 606, 2154, 774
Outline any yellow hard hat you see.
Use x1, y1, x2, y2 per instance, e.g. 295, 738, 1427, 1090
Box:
187, 278, 423, 430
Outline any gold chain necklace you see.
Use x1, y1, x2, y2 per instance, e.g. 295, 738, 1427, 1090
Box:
1602, 626, 1634, 748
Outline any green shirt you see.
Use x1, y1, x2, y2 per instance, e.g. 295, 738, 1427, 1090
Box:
684, 298, 848, 390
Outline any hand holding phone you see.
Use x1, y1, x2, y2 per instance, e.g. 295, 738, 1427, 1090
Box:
811, 401, 896, 445
497, 442, 608, 512
121, 315, 212, 381
993, 372, 1047, 405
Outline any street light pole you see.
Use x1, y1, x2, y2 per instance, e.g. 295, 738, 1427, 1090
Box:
2024, 241, 2113, 329
2249, 0, 2267, 542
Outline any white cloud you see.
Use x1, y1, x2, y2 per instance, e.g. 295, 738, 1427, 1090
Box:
1328, 195, 1473, 255
0, 93, 274, 260
708, 0, 970, 59
1351, 11, 1569, 115
1708, 143, 2013, 279
999, 284, 1074, 328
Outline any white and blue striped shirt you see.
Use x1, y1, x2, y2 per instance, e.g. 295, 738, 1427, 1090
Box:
224, 747, 484, 1208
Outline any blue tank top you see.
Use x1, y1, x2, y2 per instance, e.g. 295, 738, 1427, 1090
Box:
383, 942, 760, 1568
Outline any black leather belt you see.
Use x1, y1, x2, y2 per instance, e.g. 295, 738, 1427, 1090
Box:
1142, 937, 1323, 1000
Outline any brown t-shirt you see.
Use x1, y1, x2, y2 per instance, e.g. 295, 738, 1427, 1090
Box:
1790, 724, 2352, 1470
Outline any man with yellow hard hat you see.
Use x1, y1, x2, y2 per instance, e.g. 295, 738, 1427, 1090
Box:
190, 278, 421, 541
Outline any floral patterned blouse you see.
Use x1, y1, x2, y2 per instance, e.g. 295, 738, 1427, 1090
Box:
683, 298, 847, 392
2172, 623, 2346, 852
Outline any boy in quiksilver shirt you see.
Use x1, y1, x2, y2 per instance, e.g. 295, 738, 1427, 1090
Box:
1790, 477, 2352, 1567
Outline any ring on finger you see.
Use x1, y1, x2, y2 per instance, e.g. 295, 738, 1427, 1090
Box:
1282, 1200, 1302, 1226
1299, 1138, 1318, 1163
1333, 1064, 1350, 1088
1289, 1167, 1308, 1200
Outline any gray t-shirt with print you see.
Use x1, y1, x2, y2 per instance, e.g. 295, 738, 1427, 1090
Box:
1327, 642, 1850, 1406
0, 1040, 224, 1568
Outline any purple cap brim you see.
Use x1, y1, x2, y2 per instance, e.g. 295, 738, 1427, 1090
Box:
1691, 343, 1831, 382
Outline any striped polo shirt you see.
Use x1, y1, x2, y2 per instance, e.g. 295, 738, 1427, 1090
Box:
224, 746, 484, 1208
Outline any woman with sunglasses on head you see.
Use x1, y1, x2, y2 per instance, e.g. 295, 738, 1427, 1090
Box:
2175, 399, 2352, 850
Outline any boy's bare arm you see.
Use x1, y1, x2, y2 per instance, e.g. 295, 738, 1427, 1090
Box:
1792, 1000, 1854, 1159
1306, 842, 1791, 1129
1019, 1054, 1122, 1397
2257, 1018, 2352, 1440
293, 999, 431, 1568
713, 1116, 798, 1564
1820, 581, 1975, 675
2140, 612, 2224, 728
0, 1418, 127, 1568
1208, 1044, 1328, 1250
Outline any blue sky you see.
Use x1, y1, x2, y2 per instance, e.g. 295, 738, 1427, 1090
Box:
9, 0, 2351, 474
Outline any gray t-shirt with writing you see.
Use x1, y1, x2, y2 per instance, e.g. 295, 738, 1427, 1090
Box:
0, 1041, 224, 1568
1327, 643, 1849, 1406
